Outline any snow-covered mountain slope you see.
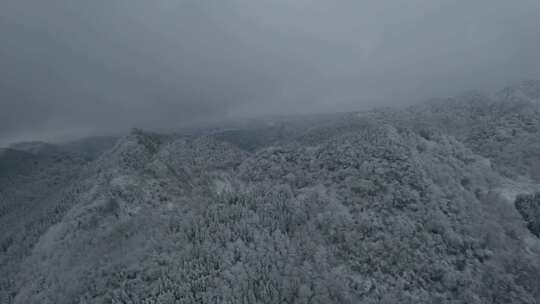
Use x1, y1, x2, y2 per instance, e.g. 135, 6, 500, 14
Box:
0, 137, 117, 302
366, 82, 540, 181
1, 117, 538, 303
2, 83, 540, 303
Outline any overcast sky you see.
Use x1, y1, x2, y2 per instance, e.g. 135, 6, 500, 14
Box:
1, 0, 540, 145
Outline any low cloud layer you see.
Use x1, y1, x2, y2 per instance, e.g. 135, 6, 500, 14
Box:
1, 0, 540, 145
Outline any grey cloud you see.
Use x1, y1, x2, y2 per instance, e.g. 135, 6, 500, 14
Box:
1, 0, 540, 145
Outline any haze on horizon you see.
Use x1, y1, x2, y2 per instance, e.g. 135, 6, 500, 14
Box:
1, 0, 540, 146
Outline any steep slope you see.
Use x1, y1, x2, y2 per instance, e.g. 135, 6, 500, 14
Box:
7, 120, 540, 303
10, 130, 249, 304
0, 148, 88, 302
0, 137, 117, 303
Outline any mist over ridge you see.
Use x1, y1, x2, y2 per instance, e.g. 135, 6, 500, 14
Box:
2, 0, 540, 145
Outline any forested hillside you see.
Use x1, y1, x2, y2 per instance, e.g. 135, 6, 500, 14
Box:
1, 83, 540, 303
404, 80, 540, 181
0, 137, 117, 302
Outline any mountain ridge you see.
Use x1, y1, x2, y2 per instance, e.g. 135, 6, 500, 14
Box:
2, 82, 540, 303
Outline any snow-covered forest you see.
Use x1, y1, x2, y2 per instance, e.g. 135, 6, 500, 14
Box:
1, 81, 540, 303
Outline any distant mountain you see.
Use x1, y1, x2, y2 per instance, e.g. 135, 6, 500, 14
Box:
9, 136, 118, 160
2, 83, 540, 304
8, 141, 59, 154
0, 148, 36, 174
